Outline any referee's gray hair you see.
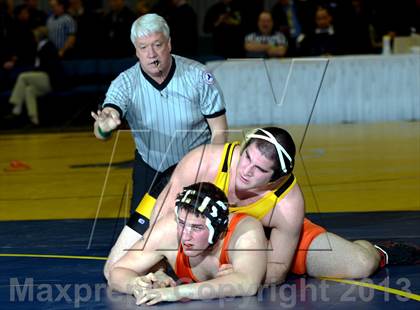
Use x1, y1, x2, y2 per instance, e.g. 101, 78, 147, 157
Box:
130, 13, 170, 44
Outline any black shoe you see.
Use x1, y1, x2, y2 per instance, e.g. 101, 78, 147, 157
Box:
374, 241, 420, 265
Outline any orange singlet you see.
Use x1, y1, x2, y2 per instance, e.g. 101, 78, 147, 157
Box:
175, 213, 247, 283
214, 142, 326, 274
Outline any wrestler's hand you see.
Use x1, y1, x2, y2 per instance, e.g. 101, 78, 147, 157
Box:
215, 264, 234, 278
134, 287, 180, 306
131, 273, 155, 290
152, 269, 177, 288
91, 107, 121, 132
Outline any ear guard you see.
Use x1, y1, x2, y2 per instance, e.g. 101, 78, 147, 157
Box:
240, 128, 294, 178
175, 187, 229, 245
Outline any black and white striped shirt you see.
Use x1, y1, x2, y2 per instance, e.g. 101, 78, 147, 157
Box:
103, 55, 226, 171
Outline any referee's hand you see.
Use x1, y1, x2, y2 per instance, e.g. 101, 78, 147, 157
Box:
91, 107, 121, 132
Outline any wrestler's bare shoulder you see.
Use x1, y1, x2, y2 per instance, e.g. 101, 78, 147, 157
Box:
260, 182, 304, 228
229, 215, 266, 247
181, 144, 227, 168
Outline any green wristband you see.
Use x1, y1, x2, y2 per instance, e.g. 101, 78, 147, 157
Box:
98, 126, 111, 138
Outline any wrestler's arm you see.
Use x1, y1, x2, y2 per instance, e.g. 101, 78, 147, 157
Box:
148, 145, 212, 225
108, 216, 176, 293
265, 187, 304, 285
104, 146, 210, 280
135, 217, 267, 305
103, 226, 143, 281
178, 220, 267, 298
105, 145, 218, 280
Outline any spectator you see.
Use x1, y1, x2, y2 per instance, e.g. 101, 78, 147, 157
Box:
317, 0, 373, 54
244, 11, 287, 58
203, 0, 244, 58
300, 6, 344, 56
3, 5, 37, 72
6, 26, 63, 126
46, 0, 77, 58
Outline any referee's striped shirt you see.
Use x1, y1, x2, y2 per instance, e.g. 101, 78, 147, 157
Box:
103, 54, 226, 171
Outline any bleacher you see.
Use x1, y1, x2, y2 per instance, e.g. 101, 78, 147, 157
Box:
40, 58, 137, 124
0, 58, 137, 127
0, 54, 227, 128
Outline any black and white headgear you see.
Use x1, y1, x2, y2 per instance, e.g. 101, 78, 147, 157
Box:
175, 183, 229, 244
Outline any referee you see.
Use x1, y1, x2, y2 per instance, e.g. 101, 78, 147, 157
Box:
91, 13, 228, 213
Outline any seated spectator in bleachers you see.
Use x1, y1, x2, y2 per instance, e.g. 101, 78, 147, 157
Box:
46, 0, 77, 59
102, 0, 136, 58
244, 11, 287, 58
203, 0, 244, 58
318, 0, 374, 55
166, 0, 198, 57
299, 6, 344, 56
2, 5, 37, 73
6, 26, 63, 126
315, 0, 353, 32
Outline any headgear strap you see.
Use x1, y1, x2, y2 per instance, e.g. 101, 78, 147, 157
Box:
246, 128, 293, 174
175, 187, 228, 244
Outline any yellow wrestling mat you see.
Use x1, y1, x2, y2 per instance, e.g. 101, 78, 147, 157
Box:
0, 121, 419, 220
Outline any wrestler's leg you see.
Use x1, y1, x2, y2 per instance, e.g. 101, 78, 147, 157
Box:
306, 232, 380, 278
104, 168, 174, 281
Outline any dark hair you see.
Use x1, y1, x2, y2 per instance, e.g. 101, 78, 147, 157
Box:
176, 182, 229, 244
176, 182, 228, 217
247, 127, 296, 181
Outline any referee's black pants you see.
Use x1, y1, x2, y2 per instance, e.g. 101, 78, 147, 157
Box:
131, 150, 176, 213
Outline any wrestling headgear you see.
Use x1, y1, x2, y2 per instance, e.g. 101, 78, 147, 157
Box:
175, 182, 229, 245
241, 127, 295, 179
